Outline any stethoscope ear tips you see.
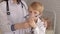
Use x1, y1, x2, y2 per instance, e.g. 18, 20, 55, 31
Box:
7, 12, 10, 15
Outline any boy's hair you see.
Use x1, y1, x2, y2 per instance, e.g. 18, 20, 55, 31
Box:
28, 2, 44, 13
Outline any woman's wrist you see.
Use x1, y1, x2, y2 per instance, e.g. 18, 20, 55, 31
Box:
11, 24, 16, 31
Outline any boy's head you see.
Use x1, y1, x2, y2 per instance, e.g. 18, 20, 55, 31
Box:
28, 2, 44, 17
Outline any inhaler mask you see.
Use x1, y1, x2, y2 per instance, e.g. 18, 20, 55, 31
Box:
24, 14, 41, 19
35, 14, 41, 18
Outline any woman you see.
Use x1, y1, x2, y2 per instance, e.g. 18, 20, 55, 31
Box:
0, 0, 31, 34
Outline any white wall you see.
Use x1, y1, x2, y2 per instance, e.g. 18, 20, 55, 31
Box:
54, 0, 60, 34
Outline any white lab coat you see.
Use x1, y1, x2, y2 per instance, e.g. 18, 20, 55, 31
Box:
0, 0, 31, 34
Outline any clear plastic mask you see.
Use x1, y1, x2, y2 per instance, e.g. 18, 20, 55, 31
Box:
24, 14, 41, 19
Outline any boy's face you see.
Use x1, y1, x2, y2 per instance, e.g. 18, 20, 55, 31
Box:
29, 9, 40, 18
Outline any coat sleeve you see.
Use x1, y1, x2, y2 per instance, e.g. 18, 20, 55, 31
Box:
0, 5, 13, 32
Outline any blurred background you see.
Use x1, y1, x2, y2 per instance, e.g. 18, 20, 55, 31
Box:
0, 0, 60, 34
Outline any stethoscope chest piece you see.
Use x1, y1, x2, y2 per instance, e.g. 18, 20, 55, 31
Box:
7, 12, 10, 15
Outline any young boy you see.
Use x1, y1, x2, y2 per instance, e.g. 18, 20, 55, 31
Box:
27, 2, 47, 34
13, 2, 47, 34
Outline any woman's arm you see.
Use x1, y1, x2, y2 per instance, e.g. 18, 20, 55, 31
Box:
14, 17, 37, 30
14, 21, 30, 30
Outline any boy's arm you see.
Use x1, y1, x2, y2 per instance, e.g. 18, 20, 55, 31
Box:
42, 18, 47, 28
44, 21, 47, 28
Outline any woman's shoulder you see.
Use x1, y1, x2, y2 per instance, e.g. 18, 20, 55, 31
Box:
0, 1, 6, 15
0, 1, 6, 9
0, 1, 6, 5
21, 1, 28, 9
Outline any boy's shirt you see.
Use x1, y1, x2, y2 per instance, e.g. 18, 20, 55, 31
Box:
25, 14, 46, 34
36, 18, 46, 34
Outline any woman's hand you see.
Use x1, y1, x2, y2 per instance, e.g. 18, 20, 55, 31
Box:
14, 14, 38, 30
27, 16, 37, 28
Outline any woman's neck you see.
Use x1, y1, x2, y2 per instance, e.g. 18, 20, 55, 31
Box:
13, 0, 17, 4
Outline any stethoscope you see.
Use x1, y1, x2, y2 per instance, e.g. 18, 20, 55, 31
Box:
6, 0, 10, 15
6, 0, 25, 15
